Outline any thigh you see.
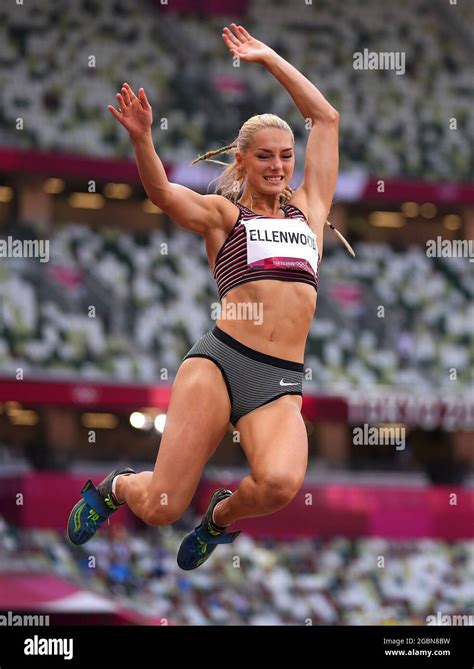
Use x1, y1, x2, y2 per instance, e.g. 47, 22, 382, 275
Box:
236, 395, 308, 485
147, 357, 231, 511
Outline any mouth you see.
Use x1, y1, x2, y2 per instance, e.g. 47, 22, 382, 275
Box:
263, 176, 284, 182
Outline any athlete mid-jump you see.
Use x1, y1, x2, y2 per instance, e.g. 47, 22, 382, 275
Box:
67, 23, 339, 570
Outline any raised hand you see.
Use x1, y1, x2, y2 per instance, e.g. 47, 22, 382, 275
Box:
222, 23, 274, 65
108, 83, 153, 140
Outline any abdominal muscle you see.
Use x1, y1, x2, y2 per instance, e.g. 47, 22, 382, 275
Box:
215, 279, 317, 363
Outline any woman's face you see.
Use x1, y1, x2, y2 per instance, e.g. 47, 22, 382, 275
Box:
238, 128, 295, 197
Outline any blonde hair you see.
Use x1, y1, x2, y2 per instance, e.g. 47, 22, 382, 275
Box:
192, 114, 295, 206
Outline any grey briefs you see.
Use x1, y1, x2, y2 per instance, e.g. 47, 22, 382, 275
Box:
183, 325, 304, 425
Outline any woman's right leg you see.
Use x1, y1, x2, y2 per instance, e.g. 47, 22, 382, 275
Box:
114, 356, 231, 526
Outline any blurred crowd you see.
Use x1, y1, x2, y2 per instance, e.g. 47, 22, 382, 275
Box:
0, 0, 472, 179
0, 515, 473, 625
0, 222, 472, 392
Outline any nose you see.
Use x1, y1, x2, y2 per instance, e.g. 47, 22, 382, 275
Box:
270, 159, 282, 171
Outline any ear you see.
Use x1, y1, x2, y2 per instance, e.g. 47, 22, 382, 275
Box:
236, 152, 246, 178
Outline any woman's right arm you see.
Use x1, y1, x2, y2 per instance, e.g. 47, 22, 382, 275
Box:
109, 83, 223, 235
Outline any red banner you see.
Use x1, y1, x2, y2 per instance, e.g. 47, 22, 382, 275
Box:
0, 147, 163, 183
1, 473, 473, 540
0, 377, 171, 410
0, 376, 347, 421
1, 146, 473, 203
2, 377, 473, 428
362, 177, 474, 205
349, 393, 474, 431
197, 479, 474, 540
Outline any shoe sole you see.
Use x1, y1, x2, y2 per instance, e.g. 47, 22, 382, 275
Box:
66, 499, 90, 546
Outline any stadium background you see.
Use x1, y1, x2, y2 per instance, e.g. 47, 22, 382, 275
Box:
0, 0, 473, 627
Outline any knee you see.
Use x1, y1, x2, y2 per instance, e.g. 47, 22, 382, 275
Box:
258, 472, 304, 508
141, 499, 184, 527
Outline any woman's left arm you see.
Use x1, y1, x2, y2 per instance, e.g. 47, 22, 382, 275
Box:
222, 23, 339, 225
265, 49, 339, 226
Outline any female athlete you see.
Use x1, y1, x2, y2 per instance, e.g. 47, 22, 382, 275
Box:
67, 23, 339, 571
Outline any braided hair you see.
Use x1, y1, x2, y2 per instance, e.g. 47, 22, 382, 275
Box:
192, 114, 294, 207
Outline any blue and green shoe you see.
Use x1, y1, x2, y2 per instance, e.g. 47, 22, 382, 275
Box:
67, 467, 135, 545
177, 488, 241, 571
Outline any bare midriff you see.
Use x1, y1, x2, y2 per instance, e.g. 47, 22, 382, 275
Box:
216, 279, 316, 363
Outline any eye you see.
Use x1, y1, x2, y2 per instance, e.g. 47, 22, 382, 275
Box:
257, 154, 293, 159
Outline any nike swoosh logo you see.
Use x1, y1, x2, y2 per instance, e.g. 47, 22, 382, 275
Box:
280, 379, 299, 386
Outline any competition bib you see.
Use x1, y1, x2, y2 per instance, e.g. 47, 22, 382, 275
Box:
243, 217, 319, 276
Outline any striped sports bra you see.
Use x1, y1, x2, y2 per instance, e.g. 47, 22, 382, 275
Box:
213, 201, 320, 300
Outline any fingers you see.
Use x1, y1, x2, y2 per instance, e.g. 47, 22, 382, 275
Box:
107, 105, 122, 121
116, 92, 126, 112
230, 22, 251, 43
120, 85, 132, 106
223, 25, 241, 47
111, 83, 150, 122
138, 87, 151, 110
236, 24, 252, 41
222, 32, 239, 57
123, 82, 138, 101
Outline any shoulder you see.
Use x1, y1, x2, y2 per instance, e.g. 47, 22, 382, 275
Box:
211, 194, 243, 231
211, 193, 239, 214
197, 193, 230, 216
199, 194, 243, 253
182, 193, 239, 236
289, 187, 327, 236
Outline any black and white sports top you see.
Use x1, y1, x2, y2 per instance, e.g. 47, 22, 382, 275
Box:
213, 201, 320, 300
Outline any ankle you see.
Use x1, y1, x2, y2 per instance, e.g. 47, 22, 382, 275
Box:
112, 475, 124, 505
112, 471, 136, 505
212, 499, 230, 528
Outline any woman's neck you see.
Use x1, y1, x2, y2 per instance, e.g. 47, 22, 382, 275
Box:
238, 189, 282, 216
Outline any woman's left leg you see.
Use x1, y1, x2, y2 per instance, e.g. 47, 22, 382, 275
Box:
176, 394, 306, 570
213, 394, 308, 526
